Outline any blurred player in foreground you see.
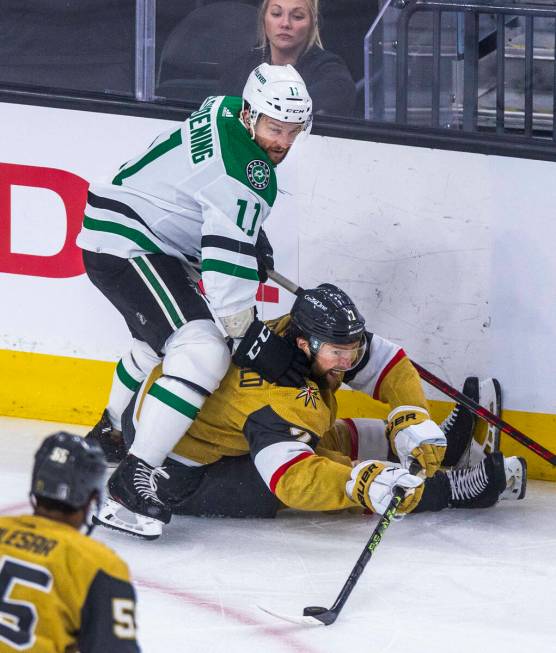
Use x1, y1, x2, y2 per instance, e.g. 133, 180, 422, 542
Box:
0, 433, 140, 652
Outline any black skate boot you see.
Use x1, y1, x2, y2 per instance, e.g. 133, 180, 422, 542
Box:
413, 453, 526, 513
441, 376, 479, 467
447, 452, 527, 508
85, 409, 126, 465
94, 454, 171, 540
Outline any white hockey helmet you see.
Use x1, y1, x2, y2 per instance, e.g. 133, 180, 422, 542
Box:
242, 63, 312, 131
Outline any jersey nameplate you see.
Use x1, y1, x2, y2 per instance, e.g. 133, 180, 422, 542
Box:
189, 96, 218, 164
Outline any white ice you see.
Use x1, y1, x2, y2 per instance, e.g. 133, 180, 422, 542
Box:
1, 416, 554, 653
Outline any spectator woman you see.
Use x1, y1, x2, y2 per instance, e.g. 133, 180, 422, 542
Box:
219, 0, 356, 117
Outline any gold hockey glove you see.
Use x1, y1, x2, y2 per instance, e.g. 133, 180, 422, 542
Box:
346, 460, 424, 514
387, 406, 447, 477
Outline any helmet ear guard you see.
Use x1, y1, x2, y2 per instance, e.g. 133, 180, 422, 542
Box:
242, 63, 312, 135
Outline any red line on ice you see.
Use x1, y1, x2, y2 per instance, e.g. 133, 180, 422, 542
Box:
136, 577, 321, 653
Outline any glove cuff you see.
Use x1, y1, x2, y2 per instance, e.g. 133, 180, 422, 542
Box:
386, 405, 430, 447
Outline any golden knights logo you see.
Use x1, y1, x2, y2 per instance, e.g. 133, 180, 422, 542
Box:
296, 385, 320, 409
246, 160, 270, 190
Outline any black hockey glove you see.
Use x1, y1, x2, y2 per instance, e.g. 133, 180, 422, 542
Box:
255, 228, 274, 283
232, 319, 310, 387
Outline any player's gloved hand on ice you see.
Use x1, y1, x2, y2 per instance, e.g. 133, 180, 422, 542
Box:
255, 228, 274, 283
386, 406, 447, 478
346, 460, 424, 514
232, 320, 310, 386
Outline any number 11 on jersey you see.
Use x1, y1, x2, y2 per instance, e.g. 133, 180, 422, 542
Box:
236, 199, 261, 237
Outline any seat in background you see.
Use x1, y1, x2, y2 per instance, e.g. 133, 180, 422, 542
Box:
0, 0, 134, 95
157, 1, 258, 104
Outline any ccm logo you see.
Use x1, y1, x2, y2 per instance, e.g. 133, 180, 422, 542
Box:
247, 325, 271, 360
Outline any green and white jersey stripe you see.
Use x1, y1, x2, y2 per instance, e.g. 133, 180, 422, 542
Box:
130, 256, 187, 330
77, 96, 278, 318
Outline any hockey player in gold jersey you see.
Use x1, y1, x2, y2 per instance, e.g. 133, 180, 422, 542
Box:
95, 285, 526, 538
0, 432, 140, 652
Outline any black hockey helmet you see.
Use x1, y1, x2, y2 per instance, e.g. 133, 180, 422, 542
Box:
31, 432, 106, 510
290, 284, 366, 360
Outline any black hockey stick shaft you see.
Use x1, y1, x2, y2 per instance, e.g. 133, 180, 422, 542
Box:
411, 362, 556, 465
304, 486, 405, 625
267, 270, 556, 466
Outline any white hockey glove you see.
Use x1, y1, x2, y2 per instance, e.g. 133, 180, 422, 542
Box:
346, 461, 424, 514
387, 406, 447, 478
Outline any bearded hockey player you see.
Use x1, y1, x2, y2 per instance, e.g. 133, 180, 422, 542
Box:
78, 64, 313, 534
96, 285, 526, 538
0, 432, 140, 651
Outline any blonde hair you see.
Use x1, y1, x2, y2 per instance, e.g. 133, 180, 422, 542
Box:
257, 0, 323, 57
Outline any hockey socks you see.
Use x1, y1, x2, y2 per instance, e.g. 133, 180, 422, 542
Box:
107, 346, 160, 430
128, 375, 206, 467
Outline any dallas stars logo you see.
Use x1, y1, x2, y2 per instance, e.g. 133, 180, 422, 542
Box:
246, 159, 270, 190
296, 385, 320, 409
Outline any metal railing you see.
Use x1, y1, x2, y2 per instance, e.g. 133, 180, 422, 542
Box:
365, 0, 556, 141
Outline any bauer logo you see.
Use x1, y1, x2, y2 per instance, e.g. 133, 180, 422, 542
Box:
246, 160, 270, 190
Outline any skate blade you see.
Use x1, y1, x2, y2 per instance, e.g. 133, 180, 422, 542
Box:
93, 497, 163, 540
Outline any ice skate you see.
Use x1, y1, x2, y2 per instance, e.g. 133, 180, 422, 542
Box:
441, 376, 479, 467
94, 496, 165, 540
500, 455, 527, 500
447, 452, 526, 509
85, 409, 126, 465
93, 454, 171, 540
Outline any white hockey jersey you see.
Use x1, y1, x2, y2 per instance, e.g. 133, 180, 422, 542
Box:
77, 96, 277, 318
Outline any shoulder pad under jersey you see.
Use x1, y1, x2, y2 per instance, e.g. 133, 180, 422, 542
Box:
215, 96, 278, 206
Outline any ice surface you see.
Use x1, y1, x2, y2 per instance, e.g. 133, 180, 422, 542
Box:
1, 416, 554, 652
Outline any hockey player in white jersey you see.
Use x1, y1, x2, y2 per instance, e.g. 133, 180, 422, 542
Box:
78, 64, 312, 537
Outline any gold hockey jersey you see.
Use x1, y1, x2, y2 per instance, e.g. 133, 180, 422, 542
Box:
136, 315, 428, 513
0, 514, 139, 653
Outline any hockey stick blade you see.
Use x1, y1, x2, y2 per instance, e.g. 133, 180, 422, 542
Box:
259, 487, 405, 627
257, 604, 327, 626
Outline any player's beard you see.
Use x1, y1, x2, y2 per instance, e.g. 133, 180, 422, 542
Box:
311, 367, 343, 393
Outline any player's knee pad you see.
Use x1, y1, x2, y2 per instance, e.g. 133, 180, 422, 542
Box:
162, 319, 230, 394
128, 338, 161, 375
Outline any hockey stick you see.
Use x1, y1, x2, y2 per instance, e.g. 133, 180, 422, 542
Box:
267, 270, 556, 466
409, 363, 555, 465
259, 486, 406, 626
